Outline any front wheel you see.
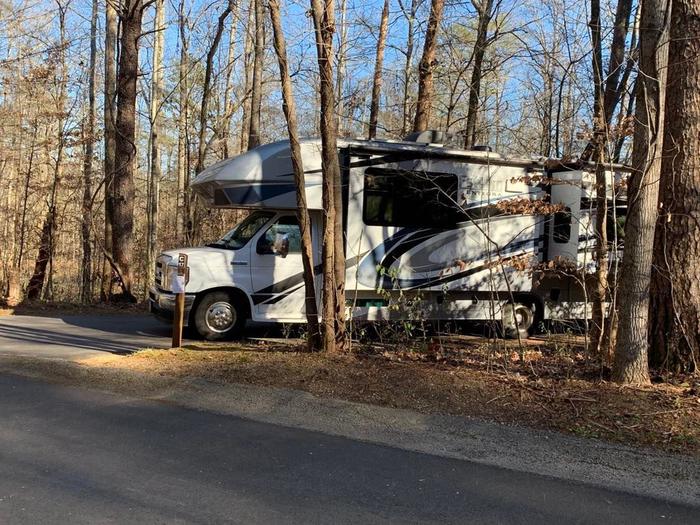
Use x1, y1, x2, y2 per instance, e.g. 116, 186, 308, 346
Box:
193, 291, 246, 341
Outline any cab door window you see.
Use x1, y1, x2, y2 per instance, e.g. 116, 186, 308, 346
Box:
256, 216, 302, 257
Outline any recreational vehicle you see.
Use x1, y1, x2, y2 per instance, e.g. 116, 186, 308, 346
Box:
148, 132, 624, 340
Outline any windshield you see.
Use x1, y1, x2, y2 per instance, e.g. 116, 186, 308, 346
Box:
207, 211, 274, 250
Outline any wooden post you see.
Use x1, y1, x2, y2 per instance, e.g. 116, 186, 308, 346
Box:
171, 253, 188, 348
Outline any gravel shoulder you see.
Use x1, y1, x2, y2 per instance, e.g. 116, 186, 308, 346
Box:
0, 353, 698, 508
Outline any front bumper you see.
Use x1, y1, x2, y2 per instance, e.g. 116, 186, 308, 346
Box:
148, 287, 196, 327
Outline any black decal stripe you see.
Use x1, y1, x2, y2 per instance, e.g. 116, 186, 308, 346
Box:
406, 256, 522, 291
380, 229, 442, 269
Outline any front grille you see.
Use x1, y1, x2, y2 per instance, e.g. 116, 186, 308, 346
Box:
155, 261, 163, 286
154, 255, 171, 289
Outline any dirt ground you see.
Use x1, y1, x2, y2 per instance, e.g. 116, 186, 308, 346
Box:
82, 334, 700, 456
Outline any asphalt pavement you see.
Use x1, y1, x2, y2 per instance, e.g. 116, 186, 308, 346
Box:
0, 314, 173, 359
0, 372, 696, 524
0, 314, 289, 359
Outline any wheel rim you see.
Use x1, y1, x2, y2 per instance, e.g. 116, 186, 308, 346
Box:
514, 305, 534, 332
205, 301, 236, 333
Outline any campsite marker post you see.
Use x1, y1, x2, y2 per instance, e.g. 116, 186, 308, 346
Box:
171, 253, 188, 348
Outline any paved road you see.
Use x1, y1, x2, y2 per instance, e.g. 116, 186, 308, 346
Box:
0, 314, 291, 359
0, 314, 173, 359
0, 373, 696, 524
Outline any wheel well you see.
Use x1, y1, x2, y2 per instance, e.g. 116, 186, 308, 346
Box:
190, 287, 252, 324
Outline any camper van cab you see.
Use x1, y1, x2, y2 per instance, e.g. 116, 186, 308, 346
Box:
149, 133, 622, 340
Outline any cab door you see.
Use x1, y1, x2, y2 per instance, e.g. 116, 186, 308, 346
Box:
250, 214, 314, 320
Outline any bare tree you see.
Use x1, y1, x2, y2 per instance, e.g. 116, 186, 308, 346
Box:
188, 1, 234, 244
650, 0, 700, 373
146, 0, 165, 285
247, 0, 264, 149
221, 0, 241, 158
463, 0, 496, 148
112, 0, 149, 301
268, 0, 322, 351
588, 0, 609, 354
27, 0, 70, 301
398, 0, 422, 136
413, 0, 444, 132
176, 0, 189, 244
613, 0, 669, 384
240, 0, 255, 152
81, 0, 99, 303
586, 0, 634, 355
310, 0, 346, 353
195, 2, 233, 176
335, 0, 348, 134
368, 0, 390, 139
102, 0, 118, 300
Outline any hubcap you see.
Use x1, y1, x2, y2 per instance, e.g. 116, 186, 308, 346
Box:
514, 305, 534, 331
205, 301, 235, 333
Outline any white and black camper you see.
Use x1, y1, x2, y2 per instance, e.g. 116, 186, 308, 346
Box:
148, 132, 626, 340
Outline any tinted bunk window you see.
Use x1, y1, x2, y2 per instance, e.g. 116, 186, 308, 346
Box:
363, 168, 462, 228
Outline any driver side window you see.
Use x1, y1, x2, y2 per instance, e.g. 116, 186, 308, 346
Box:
256, 216, 302, 256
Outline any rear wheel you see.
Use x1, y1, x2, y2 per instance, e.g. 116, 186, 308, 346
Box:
193, 291, 246, 340
502, 302, 536, 339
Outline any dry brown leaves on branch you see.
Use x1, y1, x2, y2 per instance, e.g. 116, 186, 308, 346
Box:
495, 197, 565, 216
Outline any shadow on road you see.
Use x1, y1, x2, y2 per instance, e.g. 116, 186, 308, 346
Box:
0, 323, 146, 354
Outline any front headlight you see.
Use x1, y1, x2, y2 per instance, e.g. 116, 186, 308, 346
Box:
163, 263, 178, 291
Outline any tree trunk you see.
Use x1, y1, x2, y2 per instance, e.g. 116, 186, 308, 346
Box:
582, 0, 635, 161
240, 0, 255, 153
463, 0, 494, 148
604, 0, 635, 137
147, 0, 165, 289
29, 0, 68, 302
26, 208, 55, 300
196, 2, 232, 177
310, 0, 346, 353
176, 0, 188, 244
221, 1, 240, 159
81, 0, 98, 303
189, 2, 233, 245
247, 0, 264, 149
614, 0, 668, 384
102, 0, 118, 300
588, 0, 609, 355
335, 0, 347, 134
400, 0, 420, 137
413, 0, 444, 132
112, 0, 145, 302
269, 0, 322, 351
368, 0, 389, 140
650, 0, 700, 373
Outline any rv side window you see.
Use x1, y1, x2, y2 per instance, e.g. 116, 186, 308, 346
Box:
553, 208, 572, 243
257, 216, 302, 255
363, 168, 462, 228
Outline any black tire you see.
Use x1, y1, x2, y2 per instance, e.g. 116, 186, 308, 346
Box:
503, 302, 536, 340
193, 291, 246, 341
